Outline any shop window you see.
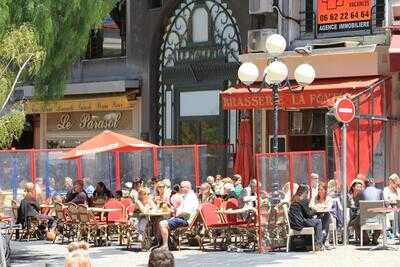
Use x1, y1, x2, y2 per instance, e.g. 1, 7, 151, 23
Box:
305, 0, 314, 33
268, 135, 287, 152
149, 0, 162, 9
250, 12, 278, 30
179, 119, 224, 144
179, 90, 219, 117
289, 109, 326, 135
86, 1, 126, 59
375, 0, 385, 27
165, 90, 173, 139
192, 8, 209, 43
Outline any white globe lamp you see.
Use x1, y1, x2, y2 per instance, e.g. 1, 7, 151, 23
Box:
265, 34, 286, 57
294, 64, 316, 86
263, 61, 288, 85
238, 62, 259, 86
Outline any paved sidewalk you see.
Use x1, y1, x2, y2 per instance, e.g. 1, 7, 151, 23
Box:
10, 240, 400, 267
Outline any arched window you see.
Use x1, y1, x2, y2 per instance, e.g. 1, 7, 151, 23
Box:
192, 8, 208, 43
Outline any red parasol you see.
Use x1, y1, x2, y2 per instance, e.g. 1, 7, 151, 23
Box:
234, 118, 253, 186
62, 130, 157, 160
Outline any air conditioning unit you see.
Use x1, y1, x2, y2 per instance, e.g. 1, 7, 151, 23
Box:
249, 0, 274, 14
247, 28, 277, 52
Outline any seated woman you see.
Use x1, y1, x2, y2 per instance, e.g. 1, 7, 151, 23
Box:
199, 183, 215, 203
327, 179, 343, 229
347, 178, 367, 243
16, 182, 56, 239
135, 189, 157, 250
93, 182, 113, 200
288, 184, 324, 251
154, 181, 171, 208
310, 182, 333, 248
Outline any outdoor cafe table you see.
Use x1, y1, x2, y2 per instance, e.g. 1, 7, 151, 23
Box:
367, 207, 400, 250
133, 210, 170, 249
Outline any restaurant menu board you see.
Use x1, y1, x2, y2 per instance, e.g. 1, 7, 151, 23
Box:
317, 0, 372, 33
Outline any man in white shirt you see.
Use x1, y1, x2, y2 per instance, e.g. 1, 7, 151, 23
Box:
159, 181, 199, 249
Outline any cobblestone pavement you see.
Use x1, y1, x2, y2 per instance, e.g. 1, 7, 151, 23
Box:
10, 240, 400, 267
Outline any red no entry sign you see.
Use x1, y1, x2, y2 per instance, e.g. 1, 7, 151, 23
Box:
334, 98, 355, 123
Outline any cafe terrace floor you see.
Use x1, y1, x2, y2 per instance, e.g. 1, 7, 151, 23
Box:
10, 240, 400, 267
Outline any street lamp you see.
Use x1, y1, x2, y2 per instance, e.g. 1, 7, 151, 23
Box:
237, 34, 315, 204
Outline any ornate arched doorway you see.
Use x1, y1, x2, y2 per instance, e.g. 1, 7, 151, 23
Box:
157, 0, 241, 145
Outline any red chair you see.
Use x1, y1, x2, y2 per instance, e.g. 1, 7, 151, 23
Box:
104, 199, 126, 224
104, 199, 126, 244
221, 198, 242, 225
120, 198, 134, 209
213, 197, 223, 208
199, 203, 229, 250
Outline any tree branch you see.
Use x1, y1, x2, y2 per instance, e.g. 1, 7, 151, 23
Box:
1, 54, 33, 112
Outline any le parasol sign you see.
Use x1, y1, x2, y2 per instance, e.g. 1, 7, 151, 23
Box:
334, 97, 355, 123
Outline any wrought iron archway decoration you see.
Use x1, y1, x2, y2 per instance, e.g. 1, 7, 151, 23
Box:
157, 0, 242, 144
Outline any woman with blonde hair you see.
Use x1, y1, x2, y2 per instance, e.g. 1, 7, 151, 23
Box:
135, 188, 157, 250
154, 181, 171, 206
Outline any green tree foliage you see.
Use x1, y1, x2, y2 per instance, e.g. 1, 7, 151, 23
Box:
0, 0, 119, 148
0, 25, 44, 148
1, 0, 119, 99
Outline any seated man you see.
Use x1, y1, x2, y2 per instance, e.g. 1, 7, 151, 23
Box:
159, 181, 199, 249
16, 182, 56, 237
65, 180, 88, 205
360, 177, 383, 245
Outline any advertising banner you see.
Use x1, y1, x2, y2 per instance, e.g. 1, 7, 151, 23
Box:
317, 0, 372, 33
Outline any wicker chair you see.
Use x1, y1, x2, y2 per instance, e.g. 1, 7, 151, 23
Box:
125, 204, 138, 249
67, 203, 80, 241
53, 202, 71, 244
77, 204, 107, 245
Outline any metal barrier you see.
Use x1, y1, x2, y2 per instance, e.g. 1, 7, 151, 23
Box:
0, 145, 231, 204
255, 150, 327, 252
256, 150, 327, 196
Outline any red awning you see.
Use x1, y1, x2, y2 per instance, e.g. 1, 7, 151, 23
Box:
390, 34, 400, 72
220, 76, 381, 110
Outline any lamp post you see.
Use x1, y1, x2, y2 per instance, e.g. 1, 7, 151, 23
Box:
237, 34, 316, 204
